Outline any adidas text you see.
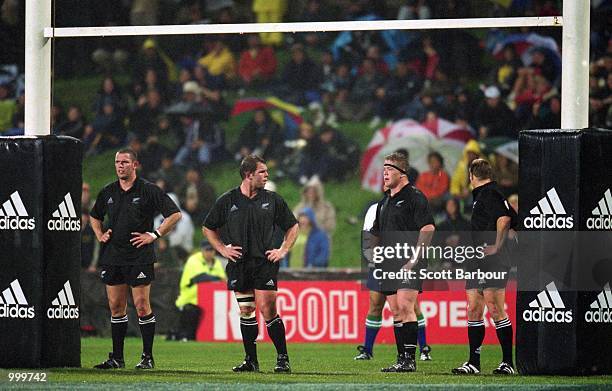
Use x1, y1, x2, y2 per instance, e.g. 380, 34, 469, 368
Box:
47, 306, 79, 319
586, 215, 612, 230
48, 193, 80, 231
0, 304, 35, 319
584, 309, 612, 323
0, 216, 35, 230
524, 215, 573, 229
522, 307, 573, 323
47, 218, 81, 231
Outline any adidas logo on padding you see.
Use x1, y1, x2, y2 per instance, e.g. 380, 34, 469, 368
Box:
524, 188, 574, 229
587, 189, 612, 230
522, 281, 573, 323
0, 279, 35, 319
0, 192, 35, 231
47, 193, 81, 231
585, 282, 612, 323
47, 280, 79, 319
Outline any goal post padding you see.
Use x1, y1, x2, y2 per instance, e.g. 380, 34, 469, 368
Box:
516, 128, 612, 375
0, 136, 81, 368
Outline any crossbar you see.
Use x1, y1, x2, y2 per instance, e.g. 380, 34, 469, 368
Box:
44, 16, 562, 38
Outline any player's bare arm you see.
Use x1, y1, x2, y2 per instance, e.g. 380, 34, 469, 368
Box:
203, 226, 243, 262
90, 216, 112, 243
130, 211, 182, 248
484, 216, 511, 256
266, 223, 299, 263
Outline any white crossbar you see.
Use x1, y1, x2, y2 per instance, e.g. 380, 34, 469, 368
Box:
44, 16, 562, 38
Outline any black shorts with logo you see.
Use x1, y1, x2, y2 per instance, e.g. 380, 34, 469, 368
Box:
100, 264, 155, 286
226, 258, 279, 291
366, 262, 425, 295
464, 255, 510, 291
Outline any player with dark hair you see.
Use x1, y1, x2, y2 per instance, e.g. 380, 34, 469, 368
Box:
452, 158, 516, 375
370, 152, 435, 372
203, 155, 299, 373
90, 148, 182, 369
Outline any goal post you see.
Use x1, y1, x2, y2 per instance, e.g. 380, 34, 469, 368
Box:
25, 5, 591, 136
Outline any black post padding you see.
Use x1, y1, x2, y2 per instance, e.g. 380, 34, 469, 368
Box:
0, 138, 44, 368
517, 129, 612, 375
0, 136, 82, 368
41, 136, 82, 367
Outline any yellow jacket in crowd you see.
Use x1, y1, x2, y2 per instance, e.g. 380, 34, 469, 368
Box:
176, 252, 226, 309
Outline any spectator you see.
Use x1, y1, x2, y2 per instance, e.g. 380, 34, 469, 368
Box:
198, 37, 236, 87
436, 198, 471, 247
238, 34, 277, 88
174, 114, 222, 168
416, 151, 450, 213
55, 105, 86, 139
279, 43, 322, 105
288, 208, 330, 268
86, 102, 126, 155
526, 95, 561, 129
293, 176, 336, 236
492, 153, 518, 197
297, 0, 329, 47
371, 58, 423, 127
398, 0, 432, 20
132, 68, 169, 104
317, 126, 360, 181
130, 89, 165, 141
510, 70, 556, 127
528, 48, 558, 85
133, 38, 169, 86
152, 153, 185, 193
81, 182, 93, 211
235, 108, 284, 162
344, 57, 384, 121
81, 209, 98, 272
320, 62, 352, 127
474, 85, 517, 139
174, 240, 226, 340
295, 121, 326, 183
177, 168, 216, 224
139, 135, 173, 177
492, 45, 523, 95
92, 76, 125, 117
252, 0, 287, 46
0, 83, 17, 133
154, 193, 194, 262
450, 139, 481, 202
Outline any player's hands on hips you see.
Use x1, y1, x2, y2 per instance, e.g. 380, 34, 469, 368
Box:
221, 244, 242, 262
130, 232, 156, 248
266, 248, 288, 263
98, 229, 112, 243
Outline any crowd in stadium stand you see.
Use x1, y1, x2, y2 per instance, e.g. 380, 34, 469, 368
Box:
0, 0, 610, 270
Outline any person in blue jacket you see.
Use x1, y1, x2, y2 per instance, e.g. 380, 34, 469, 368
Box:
297, 207, 330, 268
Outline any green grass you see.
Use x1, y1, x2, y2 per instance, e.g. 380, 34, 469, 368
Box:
3, 338, 609, 389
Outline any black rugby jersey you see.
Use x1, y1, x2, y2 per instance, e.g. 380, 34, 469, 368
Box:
372, 184, 434, 233
471, 181, 515, 246
203, 187, 297, 261
90, 177, 179, 265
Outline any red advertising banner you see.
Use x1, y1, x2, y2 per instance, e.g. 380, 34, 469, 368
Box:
197, 280, 516, 344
